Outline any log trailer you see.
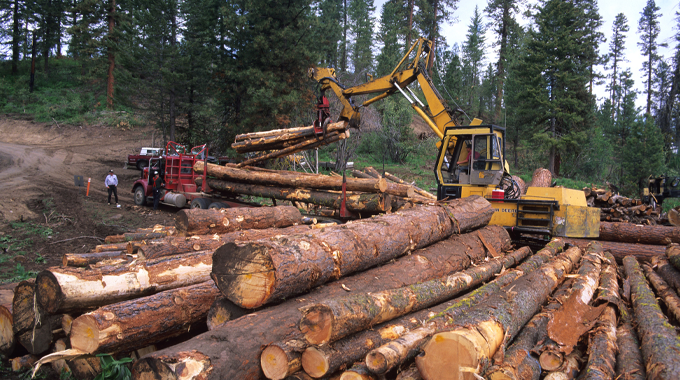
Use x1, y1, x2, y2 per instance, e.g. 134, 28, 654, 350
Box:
131, 142, 252, 209
310, 37, 600, 239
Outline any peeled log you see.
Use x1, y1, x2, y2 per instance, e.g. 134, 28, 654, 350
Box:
175, 205, 302, 236
62, 251, 127, 267
301, 240, 566, 379
70, 281, 220, 354
36, 250, 213, 314
562, 238, 663, 263
212, 196, 494, 309
415, 246, 582, 380
139, 225, 312, 260
623, 256, 680, 379
299, 246, 533, 345
599, 222, 680, 245
197, 177, 391, 214
194, 161, 387, 194
131, 225, 510, 380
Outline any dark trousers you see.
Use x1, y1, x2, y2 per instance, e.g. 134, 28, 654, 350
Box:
153, 189, 161, 210
108, 185, 118, 203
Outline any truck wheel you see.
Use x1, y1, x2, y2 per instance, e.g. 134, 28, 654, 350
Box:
190, 198, 211, 209
137, 160, 148, 170
134, 186, 147, 206
208, 202, 229, 209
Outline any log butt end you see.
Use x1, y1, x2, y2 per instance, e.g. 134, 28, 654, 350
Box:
70, 315, 100, 353
538, 351, 563, 372
261, 345, 295, 380
365, 349, 390, 375
0, 305, 14, 358
299, 305, 333, 345
301, 346, 330, 378
212, 242, 276, 309
35, 271, 63, 314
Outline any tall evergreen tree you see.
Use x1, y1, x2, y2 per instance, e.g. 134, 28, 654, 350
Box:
513, 0, 596, 175
575, 0, 604, 94
376, 0, 408, 76
461, 6, 485, 114
316, 0, 343, 68
608, 13, 629, 116
638, 0, 666, 115
485, 0, 520, 123
414, 0, 457, 74
658, 10, 680, 147
348, 0, 375, 74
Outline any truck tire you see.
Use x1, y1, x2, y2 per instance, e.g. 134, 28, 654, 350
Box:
136, 160, 148, 170
190, 198, 211, 209
208, 202, 230, 209
134, 186, 147, 206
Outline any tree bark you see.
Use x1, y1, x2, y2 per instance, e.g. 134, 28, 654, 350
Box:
194, 162, 387, 194
365, 324, 435, 375
397, 363, 422, 380
69, 281, 220, 354
651, 255, 680, 295
94, 242, 129, 252
105, 231, 171, 244
666, 243, 680, 272
415, 246, 582, 380
623, 256, 680, 379
562, 238, 664, 263
615, 303, 645, 380
301, 239, 566, 378
36, 250, 213, 314
212, 197, 494, 309
527, 168, 552, 188
140, 225, 311, 260
131, 225, 510, 380
0, 305, 13, 360
341, 362, 375, 380
299, 247, 532, 345
599, 222, 680, 245
643, 264, 680, 322
232, 122, 347, 153
580, 252, 619, 380
237, 131, 349, 168
175, 205, 301, 236
62, 251, 127, 267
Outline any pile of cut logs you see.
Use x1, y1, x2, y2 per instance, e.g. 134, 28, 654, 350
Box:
231, 121, 350, 167
584, 186, 662, 224
194, 162, 435, 217
4, 197, 680, 379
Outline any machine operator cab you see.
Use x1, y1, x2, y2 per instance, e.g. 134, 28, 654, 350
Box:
435, 124, 507, 201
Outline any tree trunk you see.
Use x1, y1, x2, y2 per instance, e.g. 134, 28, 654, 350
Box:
643, 264, 680, 322
51, 338, 70, 377
17, 314, 60, 355
0, 305, 13, 359
365, 324, 436, 375
94, 242, 129, 252
527, 168, 552, 188
206, 297, 250, 331
140, 225, 312, 260
543, 349, 582, 380
106, 0, 115, 109
615, 304, 645, 380
11, 354, 38, 371
175, 205, 301, 236
62, 251, 127, 267
341, 362, 375, 380
300, 239, 566, 378
70, 281, 220, 354
384, 172, 436, 200
562, 238, 664, 263
651, 256, 680, 295
194, 162, 387, 194
237, 131, 349, 168
261, 340, 307, 380
12, 279, 37, 335
212, 197, 494, 309
623, 256, 680, 379
36, 250, 213, 314
415, 246, 582, 380
131, 225, 510, 380
11, 0, 20, 75
299, 246, 532, 345
599, 222, 680, 245
666, 243, 680, 272
232, 121, 347, 152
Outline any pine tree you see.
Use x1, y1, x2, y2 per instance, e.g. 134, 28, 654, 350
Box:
375, 0, 408, 76
348, 0, 375, 74
316, 0, 343, 68
621, 115, 665, 195
658, 10, 680, 148
414, 0, 456, 74
461, 6, 485, 115
638, 0, 666, 115
485, 0, 521, 123
608, 13, 629, 116
575, 0, 604, 94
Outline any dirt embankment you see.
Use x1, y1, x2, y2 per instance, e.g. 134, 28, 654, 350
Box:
0, 115, 175, 280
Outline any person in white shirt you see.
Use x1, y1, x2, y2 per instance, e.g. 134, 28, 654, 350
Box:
105, 169, 119, 206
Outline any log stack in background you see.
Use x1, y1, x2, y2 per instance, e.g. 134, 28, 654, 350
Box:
583, 186, 662, 224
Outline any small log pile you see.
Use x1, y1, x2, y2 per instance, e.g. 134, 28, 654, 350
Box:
583, 186, 662, 224
232, 121, 350, 167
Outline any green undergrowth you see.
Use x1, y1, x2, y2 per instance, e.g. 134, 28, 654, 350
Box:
0, 220, 53, 283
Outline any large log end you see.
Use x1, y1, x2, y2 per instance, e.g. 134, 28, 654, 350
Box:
211, 242, 276, 309
35, 270, 63, 314
260, 345, 297, 380
299, 304, 333, 345
301, 346, 330, 378
70, 315, 100, 353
